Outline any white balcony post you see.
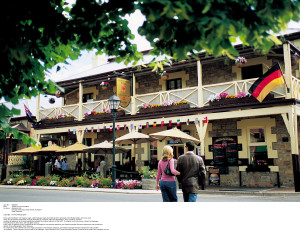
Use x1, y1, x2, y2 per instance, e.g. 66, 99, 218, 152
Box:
283, 43, 292, 99
197, 60, 203, 107
36, 93, 40, 122
79, 82, 83, 121
131, 73, 136, 115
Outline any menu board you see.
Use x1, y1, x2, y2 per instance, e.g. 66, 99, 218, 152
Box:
212, 137, 238, 166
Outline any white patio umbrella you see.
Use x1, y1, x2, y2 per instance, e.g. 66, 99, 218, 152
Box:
150, 127, 200, 158
83, 140, 128, 159
149, 127, 200, 145
115, 131, 157, 170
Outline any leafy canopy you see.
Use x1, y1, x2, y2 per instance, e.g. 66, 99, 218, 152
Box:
0, 0, 299, 146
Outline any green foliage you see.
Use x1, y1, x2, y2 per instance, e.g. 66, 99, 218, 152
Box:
1, 0, 299, 145
137, 0, 300, 59
138, 166, 157, 179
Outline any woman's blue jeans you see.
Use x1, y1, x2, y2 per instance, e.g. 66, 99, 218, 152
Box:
160, 181, 178, 202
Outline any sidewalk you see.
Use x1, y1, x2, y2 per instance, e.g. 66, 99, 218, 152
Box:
1, 185, 299, 197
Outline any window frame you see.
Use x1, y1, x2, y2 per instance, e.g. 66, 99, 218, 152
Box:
247, 126, 268, 165
166, 78, 182, 91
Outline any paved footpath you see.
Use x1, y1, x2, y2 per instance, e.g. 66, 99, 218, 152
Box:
1, 185, 299, 197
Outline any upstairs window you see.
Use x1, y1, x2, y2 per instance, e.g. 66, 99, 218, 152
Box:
83, 93, 93, 103
166, 78, 182, 90
242, 64, 263, 80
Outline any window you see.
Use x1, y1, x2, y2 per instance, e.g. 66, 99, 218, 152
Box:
83, 138, 92, 146
149, 141, 158, 169
166, 78, 182, 90
242, 64, 263, 80
83, 93, 93, 103
248, 127, 270, 166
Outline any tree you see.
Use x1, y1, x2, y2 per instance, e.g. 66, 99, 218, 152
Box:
1, 0, 299, 145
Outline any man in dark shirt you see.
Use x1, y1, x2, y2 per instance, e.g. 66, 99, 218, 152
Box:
177, 141, 206, 202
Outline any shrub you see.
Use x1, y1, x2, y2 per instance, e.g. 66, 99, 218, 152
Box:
115, 180, 142, 189
138, 166, 157, 179
36, 176, 50, 186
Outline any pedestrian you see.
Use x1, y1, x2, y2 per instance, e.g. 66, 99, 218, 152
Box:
100, 156, 106, 177
177, 141, 206, 202
54, 156, 61, 170
156, 145, 180, 202
61, 158, 68, 171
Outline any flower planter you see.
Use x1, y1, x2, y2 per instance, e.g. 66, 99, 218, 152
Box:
85, 110, 125, 120
139, 103, 190, 114
101, 86, 108, 90
42, 117, 75, 124
141, 178, 157, 190
161, 75, 168, 80
209, 94, 275, 106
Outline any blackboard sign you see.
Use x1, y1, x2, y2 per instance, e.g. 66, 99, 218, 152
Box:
212, 137, 238, 166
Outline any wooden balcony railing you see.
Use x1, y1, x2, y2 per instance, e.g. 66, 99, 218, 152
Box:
39, 76, 294, 122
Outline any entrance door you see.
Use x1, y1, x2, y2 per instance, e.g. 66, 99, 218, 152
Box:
172, 145, 184, 160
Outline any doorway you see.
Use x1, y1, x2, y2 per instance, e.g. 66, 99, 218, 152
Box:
172, 144, 184, 160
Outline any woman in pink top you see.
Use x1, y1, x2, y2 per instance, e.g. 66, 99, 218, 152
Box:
156, 145, 180, 202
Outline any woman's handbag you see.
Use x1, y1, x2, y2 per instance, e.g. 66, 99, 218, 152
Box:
164, 159, 175, 176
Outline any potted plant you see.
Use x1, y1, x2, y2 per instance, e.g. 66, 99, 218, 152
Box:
138, 101, 190, 114
138, 166, 157, 190
100, 81, 109, 90
41, 114, 75, 124
235, 57, 247, 68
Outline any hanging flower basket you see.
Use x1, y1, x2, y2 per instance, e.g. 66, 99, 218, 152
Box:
235, 57, 247, 68
160, 71, 169, 80
55, 90, 62, 98
100, 81, 109, 90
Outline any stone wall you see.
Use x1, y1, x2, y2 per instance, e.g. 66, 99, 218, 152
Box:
240, 172, 278, 187
202, 60, 236, 85
208, 116, 294, 187
272, 115, 294, 187
136, 73, 160, 95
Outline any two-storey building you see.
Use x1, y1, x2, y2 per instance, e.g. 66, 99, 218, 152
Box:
33, 31, 300, 188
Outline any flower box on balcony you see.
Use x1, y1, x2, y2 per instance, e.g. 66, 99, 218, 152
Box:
139, 103, 190, 114
209, 94, 275, 106
42, 117, 75, 124
85, 110, 125, 120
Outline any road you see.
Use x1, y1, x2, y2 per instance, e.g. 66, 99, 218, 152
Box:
1, 188, 300, 202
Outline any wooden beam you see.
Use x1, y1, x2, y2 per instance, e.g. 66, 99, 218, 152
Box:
78, 82, 83, 121
197, 60, 203, 107
204, 106, 291, 121
36, 93, 40, 122
283, 43, 292, 99
281, 113, 290, 135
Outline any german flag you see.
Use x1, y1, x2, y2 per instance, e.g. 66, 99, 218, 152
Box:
248, 63, 284, 102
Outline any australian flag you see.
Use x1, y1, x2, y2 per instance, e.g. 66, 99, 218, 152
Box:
24, 104, 39, 128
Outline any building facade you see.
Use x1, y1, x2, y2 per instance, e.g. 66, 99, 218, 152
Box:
33, 31, 300, 188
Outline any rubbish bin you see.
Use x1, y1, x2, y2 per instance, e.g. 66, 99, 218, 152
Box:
45, 162, 51, 176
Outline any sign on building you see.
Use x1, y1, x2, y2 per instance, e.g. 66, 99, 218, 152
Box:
117, 77, 131, 108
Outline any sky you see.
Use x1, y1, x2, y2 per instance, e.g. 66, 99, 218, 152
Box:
47, 10, 151, 82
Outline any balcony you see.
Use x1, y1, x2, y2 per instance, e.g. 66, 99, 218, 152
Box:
38, 75, 295, 122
